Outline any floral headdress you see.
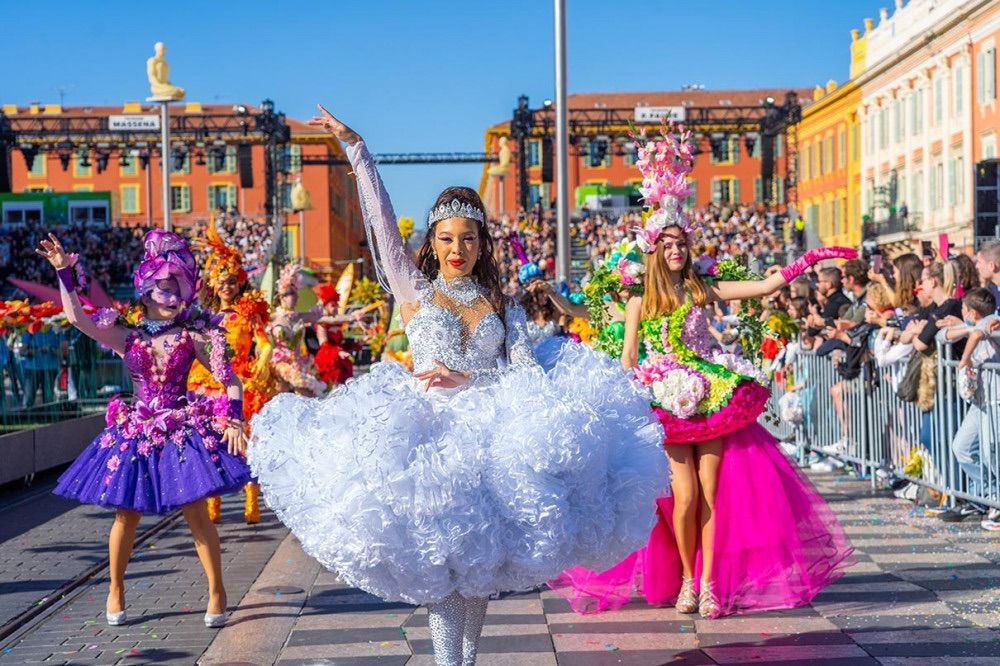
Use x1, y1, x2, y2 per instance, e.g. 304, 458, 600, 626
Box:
632, 122, 695, 254
314, 283, 339, 307
276, 263, 301, 297
195, 220, 248, 289
133, 230, 198, 305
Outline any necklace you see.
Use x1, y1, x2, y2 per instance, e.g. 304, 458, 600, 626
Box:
139, 318, 175, 335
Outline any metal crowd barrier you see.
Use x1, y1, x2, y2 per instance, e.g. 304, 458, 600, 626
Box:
1, 330, 131, 432
767, 341, 1000, 511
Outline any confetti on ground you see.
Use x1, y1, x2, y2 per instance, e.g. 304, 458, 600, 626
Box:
130, 649, 141, 655
380, 641, 395, 647
115, 649, 126, 655
88, 645, 97, 650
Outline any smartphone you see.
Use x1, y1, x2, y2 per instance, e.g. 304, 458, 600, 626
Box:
872, 253, 883, 274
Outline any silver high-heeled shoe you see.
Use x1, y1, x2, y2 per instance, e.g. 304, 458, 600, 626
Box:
675, 576, 698, 614
203, 612, 227, 628
106, 610, 127, 626
698, 581, 720, 619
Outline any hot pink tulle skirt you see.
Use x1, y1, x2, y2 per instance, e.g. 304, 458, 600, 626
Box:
548, 422, 856, 617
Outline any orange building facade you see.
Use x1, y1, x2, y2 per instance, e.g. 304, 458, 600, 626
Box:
480, 89, 811, 216
4, 101, 366, 274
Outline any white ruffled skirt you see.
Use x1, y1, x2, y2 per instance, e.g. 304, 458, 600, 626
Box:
248, 342, 667, 605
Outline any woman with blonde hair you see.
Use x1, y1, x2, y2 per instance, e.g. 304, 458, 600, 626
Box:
551, 124, 855, 619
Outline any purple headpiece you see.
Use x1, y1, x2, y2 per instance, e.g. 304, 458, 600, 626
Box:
133, 230, 197, 306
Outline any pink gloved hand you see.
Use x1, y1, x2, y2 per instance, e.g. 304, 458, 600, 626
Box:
780, 247, 857, 282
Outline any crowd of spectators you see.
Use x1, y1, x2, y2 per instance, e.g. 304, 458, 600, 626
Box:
1, 212, 276, 300
0, 224, 147, 297
760, 241, 1000, 531
489, 202, 790, 293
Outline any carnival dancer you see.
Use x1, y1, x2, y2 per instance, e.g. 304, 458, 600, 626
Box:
188, 222, 275, 524
550, 124, 856, 619
248, 105, 667, 666
312, 283, 355, 387
36, 230, 250, 628
268, 264, 326, 397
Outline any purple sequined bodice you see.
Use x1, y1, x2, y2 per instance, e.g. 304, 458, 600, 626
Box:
123, 330, 197, 405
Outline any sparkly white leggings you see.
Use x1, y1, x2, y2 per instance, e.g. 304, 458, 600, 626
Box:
426, 592, 489, 666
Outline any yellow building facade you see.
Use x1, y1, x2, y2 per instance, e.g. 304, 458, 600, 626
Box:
797, 25, 868, 248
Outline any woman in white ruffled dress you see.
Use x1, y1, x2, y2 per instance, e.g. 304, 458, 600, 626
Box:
248, 105, 668, 666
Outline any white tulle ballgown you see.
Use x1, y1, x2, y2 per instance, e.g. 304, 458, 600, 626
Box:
248, 139, 667, 665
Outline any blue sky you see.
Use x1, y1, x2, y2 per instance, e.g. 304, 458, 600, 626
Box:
2, 0, 876, 223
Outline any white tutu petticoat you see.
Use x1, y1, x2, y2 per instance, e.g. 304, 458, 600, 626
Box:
249, 342, 667, 605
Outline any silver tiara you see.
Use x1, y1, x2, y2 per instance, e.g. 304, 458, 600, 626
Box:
428, 198, 485, 225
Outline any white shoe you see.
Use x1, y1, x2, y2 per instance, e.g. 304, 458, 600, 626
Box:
779, 442, 798, 457
821, 439, 848, 456
981, 509, 1000, 532
810, 461, 836, 472
106, 610, 127, 626
204, 612, 227, 628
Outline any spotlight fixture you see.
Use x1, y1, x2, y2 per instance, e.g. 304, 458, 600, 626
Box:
590, 135, 610, 167
743, 132, 757, 156
78, 149, 91, 169
139, 151, 150, 170
172, 149, 187, 171
119, 151, 132, 168
195, 151, 206, 166
58, 151, 72, 171
19, 144, 38, 172
233, 104, 248, 115
95, 152, 110, 174
709, 133, 726, 161
542, 99, 553, 108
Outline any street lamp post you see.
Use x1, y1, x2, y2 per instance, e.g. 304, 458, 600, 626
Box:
554, 0, 571, 285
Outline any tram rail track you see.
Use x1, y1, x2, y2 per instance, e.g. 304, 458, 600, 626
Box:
0, 501, 182, 647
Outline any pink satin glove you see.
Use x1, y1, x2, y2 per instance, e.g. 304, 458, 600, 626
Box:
780, 247, 858, 282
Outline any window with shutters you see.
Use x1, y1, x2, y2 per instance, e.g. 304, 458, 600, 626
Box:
954, 64, 964, 115
120, 185, 140, 214
208, 145, 237, 174
851, 123, 859, 161
170, 185, 191, 212
527, 140, 541, 167
839, 129, 846, 168
913, 170, 923, 213
753, 176, 762, 203
208, 184, 237, 211
948, 159, 956, 206
979, 48, 996, 105
934, 77, 944, 125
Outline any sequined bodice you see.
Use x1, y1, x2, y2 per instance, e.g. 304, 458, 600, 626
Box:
406, 276, 506, 375
641, 300, 718, 360
123, 329, 197, 405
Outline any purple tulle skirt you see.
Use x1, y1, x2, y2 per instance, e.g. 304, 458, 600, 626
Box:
54, 423, 251, 515
548, 422, 856, 617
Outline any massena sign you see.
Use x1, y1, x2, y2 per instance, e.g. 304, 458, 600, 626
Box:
633, 106, 686, 123
108, 115, 161, 131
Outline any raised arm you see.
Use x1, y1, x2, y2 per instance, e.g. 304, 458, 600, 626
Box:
709, 247, 857, 303
310, 104, 426, 304
35, 234, 130, 355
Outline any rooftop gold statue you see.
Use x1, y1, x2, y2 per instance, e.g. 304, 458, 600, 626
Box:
291, 178, 312, 211
487, 136, 512, 177
147, 42, 185, 101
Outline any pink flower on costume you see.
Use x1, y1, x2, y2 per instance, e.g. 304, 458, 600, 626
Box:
106, 455, 121, 472
118, 442, 129, 452
98, 433, 115, 449
104, 474, 113, 486
203, 436, 219, 452
170, 429, 186, 445
136, 441, 154, 457
105, 397, 129, 427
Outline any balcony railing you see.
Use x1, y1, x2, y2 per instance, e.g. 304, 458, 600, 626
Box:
862, 212, 920, 240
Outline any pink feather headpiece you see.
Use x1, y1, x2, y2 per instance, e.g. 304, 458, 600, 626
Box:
632, 123, 695, 254
276, 263, 301, 297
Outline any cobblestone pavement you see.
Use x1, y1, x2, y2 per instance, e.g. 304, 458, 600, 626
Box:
4, 469, 1000, 664
201, 470, 1000, 666
0, 479, 162, 629
0, 491, 287, 665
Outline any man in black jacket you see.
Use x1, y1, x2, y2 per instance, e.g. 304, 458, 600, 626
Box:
807, 267, 851, 338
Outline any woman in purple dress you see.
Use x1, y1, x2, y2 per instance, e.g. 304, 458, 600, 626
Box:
35, 231, 251, 628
